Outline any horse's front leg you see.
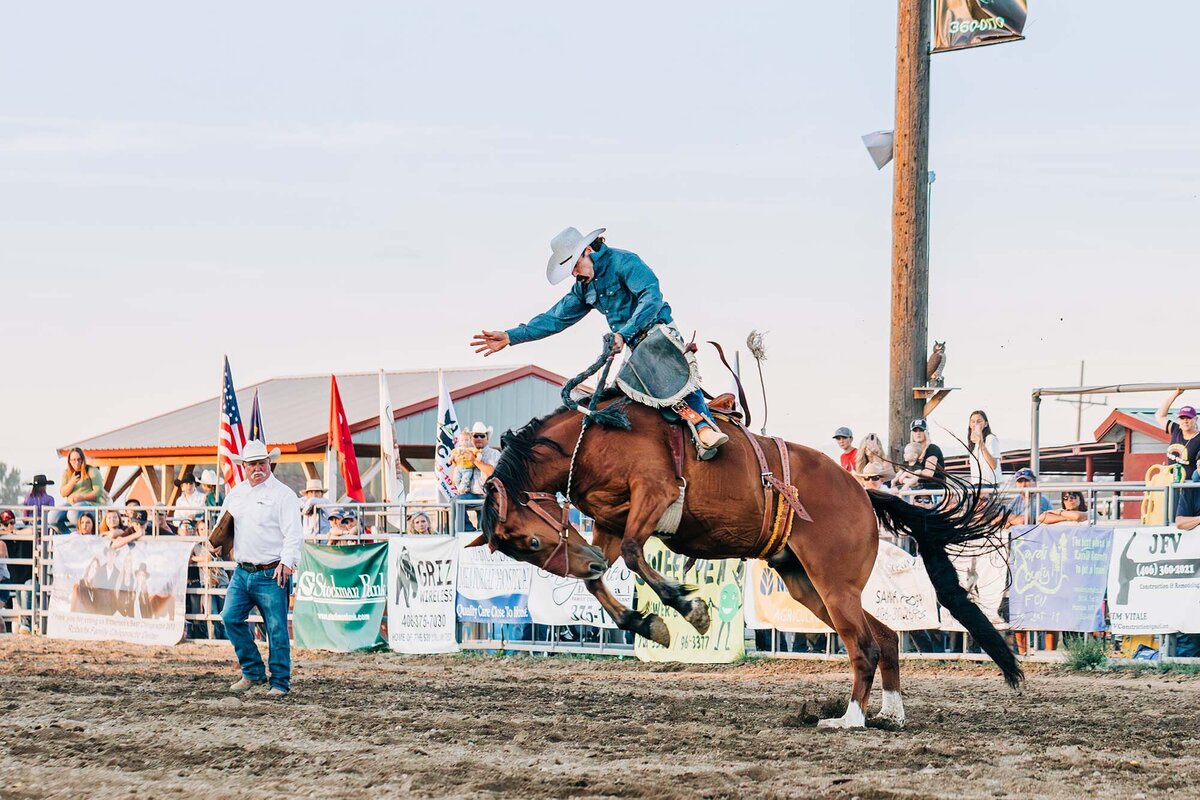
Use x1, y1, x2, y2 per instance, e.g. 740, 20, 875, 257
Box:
618, 482, 711, 635
585, 528, 670, 646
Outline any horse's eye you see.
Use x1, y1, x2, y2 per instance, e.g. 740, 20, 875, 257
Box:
529, 537, 541, 552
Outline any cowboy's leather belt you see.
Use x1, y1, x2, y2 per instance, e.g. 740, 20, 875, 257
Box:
238, 561, 280, 573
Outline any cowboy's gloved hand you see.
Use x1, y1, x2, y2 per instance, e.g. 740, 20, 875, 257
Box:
611, 333, 624, 354
471, 330, 509, 357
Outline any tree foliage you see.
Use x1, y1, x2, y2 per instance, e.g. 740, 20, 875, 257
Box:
0, 462, 23, 505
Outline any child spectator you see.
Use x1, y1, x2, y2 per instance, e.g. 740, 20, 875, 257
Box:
1038, 490, 1089, 525
451, 429, 480, 494
832, 427, 857, 471
861, 463, 893, 493
966, 410, 1004, 487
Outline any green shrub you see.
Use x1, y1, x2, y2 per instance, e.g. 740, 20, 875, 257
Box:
1063, 635, 1107, 670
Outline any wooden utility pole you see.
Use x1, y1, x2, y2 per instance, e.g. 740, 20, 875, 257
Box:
888, 0, 932, 461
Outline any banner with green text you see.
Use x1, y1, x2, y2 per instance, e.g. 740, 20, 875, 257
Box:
634, 539, 745, 664
933, 0, 1027, 54
294, 542, 388, 651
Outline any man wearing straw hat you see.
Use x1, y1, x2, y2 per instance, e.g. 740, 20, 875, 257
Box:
471, 227, 729, 454
216, 440, 302, 697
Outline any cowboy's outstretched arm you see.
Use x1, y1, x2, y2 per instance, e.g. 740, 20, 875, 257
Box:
503, 290, 590, 346
615, 254, 666, 341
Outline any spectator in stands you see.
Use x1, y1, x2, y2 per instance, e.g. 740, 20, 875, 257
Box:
1172, 473, 1200, 656
0, 510, 14, 627
408, 511, 432, 534
333, 508, 360, 542
854, 433, 895, 484
457, 422, 500, 531
198, 470, 220, 507
966, 410, 1004, 487
75, 511, 97, 535
153, 507, 177, 536
1005, 468, 1052, 526
896, 420, 945, 497
120, 498, 141, 527
325, 508, 346, 541
174, 472, 207, 522
1156, 390, 1200, 479
1038, 491, 1089, 525
894, 442, 922, 491
22, 474, 56, 525
52, 448, 107, 533
299, 479, 331, 539
832, 427, 857, 472
99, 509, 123, 536
861, 463, 892, 493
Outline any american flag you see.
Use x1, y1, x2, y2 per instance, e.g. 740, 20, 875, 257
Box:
218, 356, 247, 489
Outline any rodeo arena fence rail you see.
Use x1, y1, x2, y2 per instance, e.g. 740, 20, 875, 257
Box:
2, 482, 1198, 664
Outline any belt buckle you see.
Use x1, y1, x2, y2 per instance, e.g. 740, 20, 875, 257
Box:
761, 472, 772, 487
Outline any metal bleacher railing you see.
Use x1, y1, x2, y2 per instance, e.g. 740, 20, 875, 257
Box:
3, 482, 1196, 661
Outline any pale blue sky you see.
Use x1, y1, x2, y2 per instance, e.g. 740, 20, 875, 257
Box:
2, 2, 1197, 478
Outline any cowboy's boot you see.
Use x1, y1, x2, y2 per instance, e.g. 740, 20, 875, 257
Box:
697, 424, 729, 450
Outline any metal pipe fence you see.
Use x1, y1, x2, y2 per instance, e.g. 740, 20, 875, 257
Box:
4, 485, 1197, 662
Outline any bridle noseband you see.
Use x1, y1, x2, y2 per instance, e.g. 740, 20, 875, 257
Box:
486, 478, 576, 578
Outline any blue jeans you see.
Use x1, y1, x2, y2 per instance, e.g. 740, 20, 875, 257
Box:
221, 567, 291, 692
49, 502, 97, 533
682, 389, 716, 428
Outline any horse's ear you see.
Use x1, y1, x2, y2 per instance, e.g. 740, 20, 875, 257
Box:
464, 533, 488, 549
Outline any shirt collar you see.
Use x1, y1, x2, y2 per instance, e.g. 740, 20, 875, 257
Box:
589, 242, 611, 278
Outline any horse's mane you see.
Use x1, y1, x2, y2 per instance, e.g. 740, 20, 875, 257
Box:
478, 388, 625, 537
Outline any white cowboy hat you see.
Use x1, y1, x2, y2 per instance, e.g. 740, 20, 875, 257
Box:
469, 422, 493, 436
546, 226, 605, 285
232, 440, 281, 463
198, 469, 219, 487
302, 478, 326, 493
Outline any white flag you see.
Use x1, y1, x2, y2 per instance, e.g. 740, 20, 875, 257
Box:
862, 130, 895, 170
434, 369, 460, 502
379, 370, 406, 528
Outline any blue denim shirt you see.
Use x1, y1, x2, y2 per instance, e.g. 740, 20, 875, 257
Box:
506, 243, 673, 345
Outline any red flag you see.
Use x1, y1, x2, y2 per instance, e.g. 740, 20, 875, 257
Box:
329, 375, 365, 502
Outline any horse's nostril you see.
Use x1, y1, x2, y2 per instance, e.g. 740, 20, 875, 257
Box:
588, 561, 607, 577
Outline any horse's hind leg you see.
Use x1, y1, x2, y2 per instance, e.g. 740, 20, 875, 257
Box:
588, 527, 671, 647
770, 551, 904, 727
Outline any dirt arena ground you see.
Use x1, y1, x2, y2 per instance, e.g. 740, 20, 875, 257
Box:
2, 640, 1198, 800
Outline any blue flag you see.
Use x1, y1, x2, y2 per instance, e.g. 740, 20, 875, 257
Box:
248, 389, 265, 443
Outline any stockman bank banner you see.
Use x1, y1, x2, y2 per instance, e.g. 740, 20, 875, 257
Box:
293, 542, 388, 651
388, 536, 460, 654
47, 534, 193, 645
634, 540, 744, 664
1008, 526, 1112, 632
933, 0, 1027, 53
941, 548, 1009, 632
744, 542, 939, 632
1108, 528, 1200, 634
528, 557, 634, 629
455, 532, 532, 624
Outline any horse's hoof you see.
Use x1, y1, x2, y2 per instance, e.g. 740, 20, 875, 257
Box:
684, 598, 710, 634
868, 713, 906, 732
645, 614, 671, 647
817, 700, 866, 730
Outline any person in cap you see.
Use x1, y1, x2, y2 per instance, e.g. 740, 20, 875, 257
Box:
895, 419, 945, 493
1156, 389, 1200, 480
1005, 468, 1052, 526
470, 227, 729, 453
173, 471, 206, 522
216, 440, 302, 697
299, 478, 331, 539
330, 507, 360, 543
832, 427, 857, 472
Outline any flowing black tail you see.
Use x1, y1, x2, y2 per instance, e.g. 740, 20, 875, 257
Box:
869, 475, 1024, 689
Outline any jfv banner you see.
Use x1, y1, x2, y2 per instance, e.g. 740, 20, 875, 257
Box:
293, 542, 388, 651
744, 542, 939, 632
47, 534, 193, 645
941, 548, 1009, 631
1009, 525, 1112, 632
528, 558, 634, 629
933, 0, 1027, 53
388, 535, 460, 654
1108, 528, 1200, 634
455, 532, 532, 624
634, 539, 744, 663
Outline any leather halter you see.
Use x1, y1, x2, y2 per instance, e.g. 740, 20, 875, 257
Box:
485, 478, 575, 578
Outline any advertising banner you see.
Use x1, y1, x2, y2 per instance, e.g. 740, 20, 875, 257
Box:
941, 548, 1009, 631
293, 542, 388, 651
933, 0, 1027, 54
1108, 528, 1200, 634
454, 532, 532, 624
744, 542, 940, 632
47, 534, 193, 645
634, 540, 744, 663
1009, 525, 1112, 632
387, 535, 460, 654
528, 560, 634, 629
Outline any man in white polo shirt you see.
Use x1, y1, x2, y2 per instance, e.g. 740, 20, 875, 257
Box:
217, 440, 303, 697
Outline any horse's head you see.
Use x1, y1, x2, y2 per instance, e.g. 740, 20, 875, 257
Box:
469, 478, 608, 580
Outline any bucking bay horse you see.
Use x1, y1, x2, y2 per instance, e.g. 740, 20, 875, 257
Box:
471, 393, 1023, 729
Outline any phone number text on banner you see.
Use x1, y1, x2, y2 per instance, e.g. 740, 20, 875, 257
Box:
1009, 525, 1112, 632
1109, 527, 1200, 634
388, 535, 460, 654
